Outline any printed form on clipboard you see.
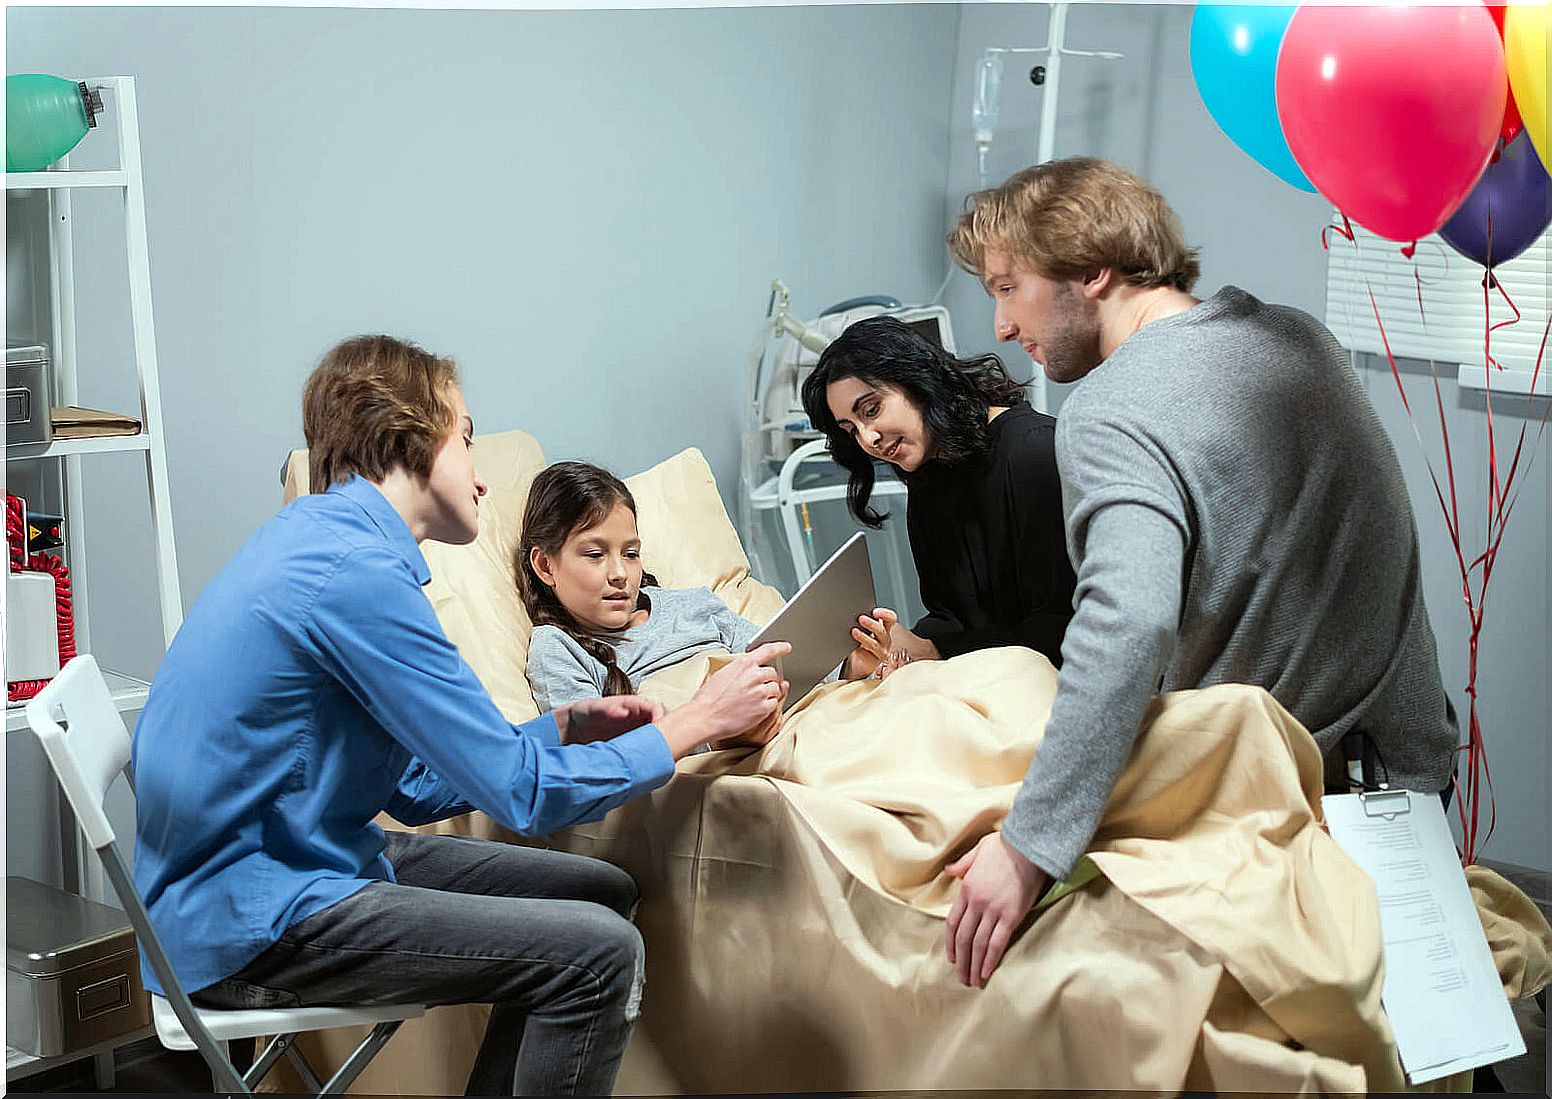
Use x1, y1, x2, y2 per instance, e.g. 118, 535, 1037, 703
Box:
1322, 788, 1525, 1085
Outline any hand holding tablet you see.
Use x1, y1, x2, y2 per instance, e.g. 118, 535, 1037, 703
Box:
744, 533, 879, 705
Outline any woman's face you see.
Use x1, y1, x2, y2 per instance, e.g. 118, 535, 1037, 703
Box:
824, 376, 932, 472
530, 501, 645, 632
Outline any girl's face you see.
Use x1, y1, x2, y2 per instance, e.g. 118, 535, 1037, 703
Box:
824, 377, 932, 472
530, 501, 645, 632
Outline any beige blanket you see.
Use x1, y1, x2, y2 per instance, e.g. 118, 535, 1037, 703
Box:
271, 647, 1548, 1094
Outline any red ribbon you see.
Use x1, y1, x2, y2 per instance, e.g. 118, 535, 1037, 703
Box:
1337, 230, 1552, 864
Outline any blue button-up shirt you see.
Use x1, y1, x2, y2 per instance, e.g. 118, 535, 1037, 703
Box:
131, 475, 675, 994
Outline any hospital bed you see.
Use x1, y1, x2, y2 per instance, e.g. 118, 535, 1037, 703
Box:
264, 428, 1549, 1095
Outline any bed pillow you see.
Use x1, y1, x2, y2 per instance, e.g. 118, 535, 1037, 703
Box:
624, 449, 786, 627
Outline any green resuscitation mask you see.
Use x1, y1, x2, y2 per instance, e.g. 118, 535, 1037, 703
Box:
6, 74, 105, 172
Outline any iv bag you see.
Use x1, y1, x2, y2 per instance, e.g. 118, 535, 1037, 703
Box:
972, 53, 1004, 148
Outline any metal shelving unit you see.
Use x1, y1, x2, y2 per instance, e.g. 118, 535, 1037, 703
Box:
5, 668, 150, 735
8, 433, 152, 460
5, 75, 182, 1088
5, 1026, 155, 1085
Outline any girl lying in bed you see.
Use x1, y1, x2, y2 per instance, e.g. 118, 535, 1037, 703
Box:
517, 461, 899, 715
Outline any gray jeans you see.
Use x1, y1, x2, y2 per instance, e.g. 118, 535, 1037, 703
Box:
191, 831, 644, 1095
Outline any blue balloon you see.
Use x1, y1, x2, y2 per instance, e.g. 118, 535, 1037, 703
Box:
1190, 3, 1316, 193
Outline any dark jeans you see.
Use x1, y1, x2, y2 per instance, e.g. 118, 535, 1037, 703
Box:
192, 831, 643, 1096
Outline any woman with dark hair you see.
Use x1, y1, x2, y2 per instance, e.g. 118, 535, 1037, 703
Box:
801, 315, 1076, 673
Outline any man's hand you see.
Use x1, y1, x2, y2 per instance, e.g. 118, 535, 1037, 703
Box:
554, 695, 665, 746
656, 642, 791, 757
944, 832, 1049, 988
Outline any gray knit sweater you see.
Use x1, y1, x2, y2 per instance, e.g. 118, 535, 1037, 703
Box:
1003, 286, 1459, 880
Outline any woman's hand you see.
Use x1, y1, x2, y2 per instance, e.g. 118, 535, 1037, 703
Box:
554, 696, 666, 746
887, 621, 941, 664
875, 648, 914, 682
844, 607, 899, 680
656, 642, 791, 756
849, 614, 941, 680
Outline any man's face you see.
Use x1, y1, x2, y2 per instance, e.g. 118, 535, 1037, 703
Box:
423, 386, 488, 545
982, 248, 1103, 384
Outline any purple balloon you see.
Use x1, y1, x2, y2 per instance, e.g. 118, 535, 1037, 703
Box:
1439, 131, 1552, 269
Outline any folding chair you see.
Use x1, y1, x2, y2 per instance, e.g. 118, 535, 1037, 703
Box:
25, 654, 425, 1096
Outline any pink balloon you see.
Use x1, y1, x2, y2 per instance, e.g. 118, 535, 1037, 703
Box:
1275, 3, 1507, 243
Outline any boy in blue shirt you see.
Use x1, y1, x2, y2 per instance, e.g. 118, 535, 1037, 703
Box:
132, 334, 788, 1095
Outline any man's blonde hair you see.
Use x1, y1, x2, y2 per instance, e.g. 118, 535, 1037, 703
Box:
948, 157, 1201, 292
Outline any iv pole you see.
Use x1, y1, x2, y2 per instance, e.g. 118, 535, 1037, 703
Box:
976, 3, 1124, 414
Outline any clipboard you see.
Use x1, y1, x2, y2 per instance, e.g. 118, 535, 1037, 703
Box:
1322, 787, 1525, 1084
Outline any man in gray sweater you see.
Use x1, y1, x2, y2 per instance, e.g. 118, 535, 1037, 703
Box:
938, 157, 1458, 988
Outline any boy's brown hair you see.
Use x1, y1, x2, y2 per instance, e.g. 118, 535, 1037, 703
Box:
948, 156, 1201, 293
301, 334, 460, 495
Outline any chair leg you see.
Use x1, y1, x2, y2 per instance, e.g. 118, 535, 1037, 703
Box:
193, 1034, 251, 1095
242, 1032, 307, 1090
282, 1042, 326, 1093
319, 1020, 405, 1096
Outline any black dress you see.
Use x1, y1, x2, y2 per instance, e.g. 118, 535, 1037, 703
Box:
903, 403, 1076, 666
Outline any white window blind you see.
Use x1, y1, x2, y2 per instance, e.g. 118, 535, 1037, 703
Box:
1324, 212, 1551, 397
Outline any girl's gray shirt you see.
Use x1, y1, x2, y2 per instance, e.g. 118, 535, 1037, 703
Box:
527, 585, 761, 712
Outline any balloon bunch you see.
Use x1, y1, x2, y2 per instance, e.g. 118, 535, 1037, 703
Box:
1191, 2, 1550, 260
1193, 3, 1552, 865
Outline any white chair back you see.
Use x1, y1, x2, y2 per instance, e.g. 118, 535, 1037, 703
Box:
21, 642, 420, 1097
24, 654, 132, 848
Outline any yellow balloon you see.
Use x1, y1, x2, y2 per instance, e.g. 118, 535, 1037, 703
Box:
1506, 3, 1550, 165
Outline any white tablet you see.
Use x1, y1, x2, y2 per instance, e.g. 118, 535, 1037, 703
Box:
745, 532, 878, 703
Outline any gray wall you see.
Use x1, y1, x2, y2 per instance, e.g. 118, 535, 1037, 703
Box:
941, 3, 1335, 399
5, 3, 960, 885
6, 3, 959, 676
938, 4, 1546, 871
